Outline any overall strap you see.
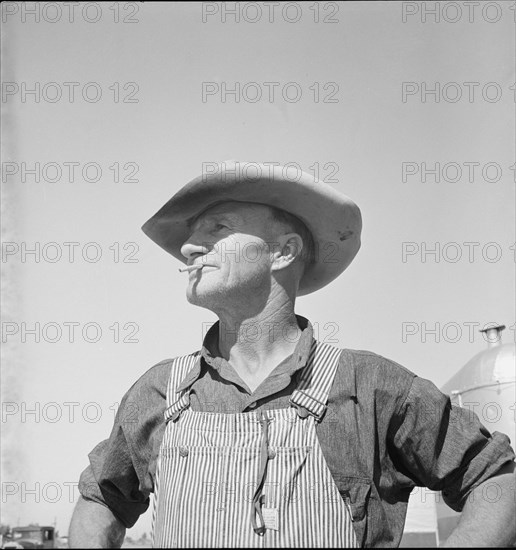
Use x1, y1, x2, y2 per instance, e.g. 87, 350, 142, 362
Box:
163, 352, 201, 423
290, 340, 342, 421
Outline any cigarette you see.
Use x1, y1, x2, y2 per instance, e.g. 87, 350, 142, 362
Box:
178, 265, 204, 273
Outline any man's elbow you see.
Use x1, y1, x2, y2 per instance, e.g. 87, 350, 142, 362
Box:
470, 461, 515, 543
69, 495, 127, 549
477, 460, 516, 507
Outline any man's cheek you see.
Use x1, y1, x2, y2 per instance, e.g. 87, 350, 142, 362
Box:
240, 242, 264, 264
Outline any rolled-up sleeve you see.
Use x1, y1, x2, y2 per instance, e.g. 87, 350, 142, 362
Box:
392, 376, 515, 512
78, 360, 170, 528
78, 424, 150, 527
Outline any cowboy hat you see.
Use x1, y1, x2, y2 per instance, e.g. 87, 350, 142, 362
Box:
142, 161, 362, 296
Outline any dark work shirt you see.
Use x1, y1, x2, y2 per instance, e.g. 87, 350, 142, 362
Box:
79, 317, 515, 547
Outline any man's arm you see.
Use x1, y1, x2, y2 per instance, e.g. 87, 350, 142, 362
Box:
389, 375, 515, 546
69, 496, 126, 549
70, 361, 170, 547
443, 461, 516, 547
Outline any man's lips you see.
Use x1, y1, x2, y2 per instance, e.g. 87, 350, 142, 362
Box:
194, 264, 218, 272
178, 265, 203, 273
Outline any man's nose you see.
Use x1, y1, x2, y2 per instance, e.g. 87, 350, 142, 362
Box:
180, 239, 212, 262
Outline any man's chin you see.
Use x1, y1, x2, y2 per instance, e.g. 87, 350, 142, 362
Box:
186, 288, 221, 310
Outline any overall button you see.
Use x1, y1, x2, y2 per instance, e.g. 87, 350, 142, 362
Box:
179, 446, 189, 458
268, 449, 277, 459
247, 402, 257, 410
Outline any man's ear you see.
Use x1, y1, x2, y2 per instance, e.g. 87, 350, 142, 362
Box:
270, 233, 304, 272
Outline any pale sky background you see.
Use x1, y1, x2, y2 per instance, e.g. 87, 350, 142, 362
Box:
1, 1, 514, 540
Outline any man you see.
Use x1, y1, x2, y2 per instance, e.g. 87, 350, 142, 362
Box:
70, 162, 515, 548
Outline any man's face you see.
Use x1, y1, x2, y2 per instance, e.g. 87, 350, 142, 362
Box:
180, 202, 279, 312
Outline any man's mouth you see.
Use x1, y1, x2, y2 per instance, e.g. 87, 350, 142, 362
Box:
179, 264, 218, 274
178, 265, 204, 273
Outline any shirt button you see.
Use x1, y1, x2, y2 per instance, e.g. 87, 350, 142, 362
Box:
179, 446, 189, 458
268, 449, 277, 459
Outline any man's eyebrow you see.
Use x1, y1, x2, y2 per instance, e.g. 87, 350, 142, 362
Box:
188, 211, 241, 230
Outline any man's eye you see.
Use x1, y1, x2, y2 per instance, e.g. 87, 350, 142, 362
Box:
215, 224, 228, 230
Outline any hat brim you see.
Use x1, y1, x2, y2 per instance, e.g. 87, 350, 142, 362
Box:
142, 161, 362, 296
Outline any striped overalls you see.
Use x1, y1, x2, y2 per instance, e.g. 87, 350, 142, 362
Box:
152, 341, 358, 547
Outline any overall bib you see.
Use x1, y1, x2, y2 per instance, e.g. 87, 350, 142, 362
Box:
152, 341, 358, 548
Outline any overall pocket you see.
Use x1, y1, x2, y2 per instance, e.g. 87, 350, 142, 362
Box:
332, 475, 372, 547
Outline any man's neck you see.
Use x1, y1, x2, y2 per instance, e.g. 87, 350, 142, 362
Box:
216, 301, 302, 392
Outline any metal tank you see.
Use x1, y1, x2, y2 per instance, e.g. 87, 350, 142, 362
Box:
436, 325, 516, 544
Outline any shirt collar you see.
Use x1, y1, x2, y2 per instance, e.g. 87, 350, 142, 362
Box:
176, 315, 314, 393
